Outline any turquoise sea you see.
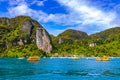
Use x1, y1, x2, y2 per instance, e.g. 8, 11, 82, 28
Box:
0, 57, 120, 80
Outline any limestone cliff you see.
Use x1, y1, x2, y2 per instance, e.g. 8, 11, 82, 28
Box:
22, 20, 33, 36
36, 28, 52, 53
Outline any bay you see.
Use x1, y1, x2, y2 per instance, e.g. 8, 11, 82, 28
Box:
0, 58, 120, 80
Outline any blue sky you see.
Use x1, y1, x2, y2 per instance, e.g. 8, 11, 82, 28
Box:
0, 0, 120, 36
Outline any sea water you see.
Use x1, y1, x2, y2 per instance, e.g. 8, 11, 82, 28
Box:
0, 58, 120, 80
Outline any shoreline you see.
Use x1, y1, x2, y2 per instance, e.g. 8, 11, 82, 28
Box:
48, 57, 120, 59
0, 56, 120, 59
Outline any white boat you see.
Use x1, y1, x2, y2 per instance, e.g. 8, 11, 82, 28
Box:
18, 57, 24, 59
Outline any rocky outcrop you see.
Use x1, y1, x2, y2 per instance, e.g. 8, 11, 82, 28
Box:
36, 28, 52, 53
0, 17, 10, 26
22, 20, 33, 35
58, 38, 64, 44
18, 39, 24, 46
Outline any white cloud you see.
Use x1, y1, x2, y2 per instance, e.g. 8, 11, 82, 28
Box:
8, 4, 28, 15
8, 4, 48, 21
31, 0, 47, 6
58, 0, 116, 25
57, 0, 117, 30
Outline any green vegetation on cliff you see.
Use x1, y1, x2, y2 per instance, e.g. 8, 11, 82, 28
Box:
0, 16, 51, 57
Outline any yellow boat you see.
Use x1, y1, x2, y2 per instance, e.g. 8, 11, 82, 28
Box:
102, 56, 110, 61
96, 57, 102, 61
96, 56, 110, 61
27, 56, 40, 62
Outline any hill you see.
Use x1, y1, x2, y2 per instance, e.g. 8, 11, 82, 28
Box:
51, 27, 120, 57
88, 27, 120, 45
53, 29, 88, 44
89, 27, 120, 40
58, 29, 88, 40
0, 16, 52, 57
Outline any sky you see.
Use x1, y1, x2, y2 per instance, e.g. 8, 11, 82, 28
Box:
0, 0, 120, 36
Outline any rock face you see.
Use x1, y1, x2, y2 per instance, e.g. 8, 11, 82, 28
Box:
0, 17, 10, 25
58, 38, 64, 44
36, 28, 52, 53
22, 20, 33, 35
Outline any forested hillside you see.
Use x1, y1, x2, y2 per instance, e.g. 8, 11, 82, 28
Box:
51, 27, 120, 57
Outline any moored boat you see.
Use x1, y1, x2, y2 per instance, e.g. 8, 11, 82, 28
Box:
96, 56, 110, 61
102, 56, 110, 61
96, 57, 101, 61
72, 57, 80, 60
18, 57, 24, 59
27, 56, 40, 62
